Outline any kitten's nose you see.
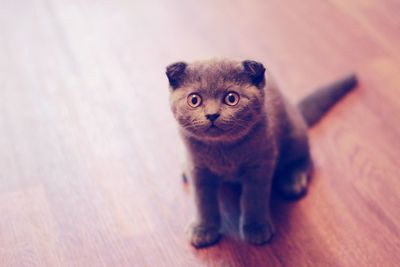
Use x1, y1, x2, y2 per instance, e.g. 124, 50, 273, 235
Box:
205, 113, 220, 122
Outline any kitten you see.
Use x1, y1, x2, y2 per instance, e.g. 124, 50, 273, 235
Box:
166, 59, 357, 248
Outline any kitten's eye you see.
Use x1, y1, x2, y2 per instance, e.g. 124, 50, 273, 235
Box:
187, 93, 202, 108
224, 92, 240, 106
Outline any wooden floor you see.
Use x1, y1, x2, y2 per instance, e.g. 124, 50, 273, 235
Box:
1, 0, 400, 266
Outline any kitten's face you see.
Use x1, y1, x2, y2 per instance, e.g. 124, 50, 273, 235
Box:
167, 60, 266, 143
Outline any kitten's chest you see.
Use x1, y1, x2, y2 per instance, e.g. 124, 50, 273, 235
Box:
191, 144, 247, 178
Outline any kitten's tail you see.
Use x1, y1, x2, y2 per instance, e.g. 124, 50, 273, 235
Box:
298, 74, 357, 127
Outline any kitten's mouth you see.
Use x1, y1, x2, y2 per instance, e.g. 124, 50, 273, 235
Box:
205, 124, 223, 135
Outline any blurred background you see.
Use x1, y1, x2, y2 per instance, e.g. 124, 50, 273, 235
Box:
0, 0, 399, 266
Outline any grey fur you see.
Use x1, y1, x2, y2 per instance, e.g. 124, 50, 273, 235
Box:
298, 74, 357, 126
166, 59, 356, 248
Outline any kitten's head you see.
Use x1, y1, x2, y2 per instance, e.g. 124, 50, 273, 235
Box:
166, 59, 266, 143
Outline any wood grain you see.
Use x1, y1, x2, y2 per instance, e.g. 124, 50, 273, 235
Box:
0, 0, 399, 266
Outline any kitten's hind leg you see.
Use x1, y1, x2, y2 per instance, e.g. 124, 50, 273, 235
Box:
274, 118, 312, 200
276, 163, 311, 199
276, 97, 312, 199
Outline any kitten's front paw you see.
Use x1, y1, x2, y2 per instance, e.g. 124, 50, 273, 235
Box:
188, 223, 221, 248
241, 221, 274, 245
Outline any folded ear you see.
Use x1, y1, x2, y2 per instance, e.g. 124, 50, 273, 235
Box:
242, 60, 266, 87
166, 62, 187, 89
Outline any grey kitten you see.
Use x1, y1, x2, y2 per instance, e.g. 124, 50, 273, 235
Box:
166, 59, 357, 248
